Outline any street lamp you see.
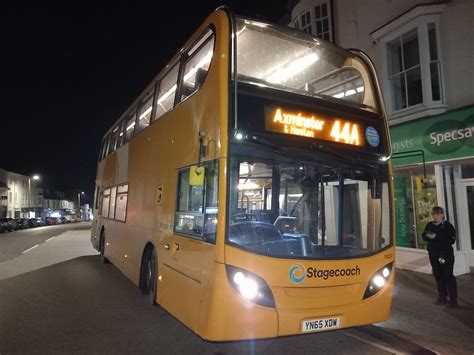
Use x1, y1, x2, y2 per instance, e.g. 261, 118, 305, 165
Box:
29, 174, 40, 218
78, 191, 85, 220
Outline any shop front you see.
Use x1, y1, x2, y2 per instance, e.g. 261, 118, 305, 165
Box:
390, 105, 474, 275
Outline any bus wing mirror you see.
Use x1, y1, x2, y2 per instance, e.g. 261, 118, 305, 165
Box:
189, 165, 205, 186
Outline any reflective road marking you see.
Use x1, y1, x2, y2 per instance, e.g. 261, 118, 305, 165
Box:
22, 244, 40, 254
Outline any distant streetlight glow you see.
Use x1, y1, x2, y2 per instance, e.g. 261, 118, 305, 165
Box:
32, 175, 40, 180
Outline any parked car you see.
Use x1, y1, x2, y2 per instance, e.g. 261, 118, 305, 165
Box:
44, 216, 57, 225
1, 218, 10, 232
1, 218, 17, 231
15, 218, 29, 230
71, 214, 81, 223
60, 216, 71, 224
35, 217, 45, 227
28, 218, 44, 228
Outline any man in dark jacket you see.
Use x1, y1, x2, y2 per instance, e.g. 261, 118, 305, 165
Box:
422, 206, 458, 308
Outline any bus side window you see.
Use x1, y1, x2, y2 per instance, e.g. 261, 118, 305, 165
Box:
115, 184, 128, 222
102, 135, 110, 160
102, 188, 111, 217
179, 29, 214, 102
136, 87, 154, 134
122, 108, 137, 144
107, 126, 120, 155
94, 185, 100, 210
174, 160, 219, 243
154, 63, 179, 120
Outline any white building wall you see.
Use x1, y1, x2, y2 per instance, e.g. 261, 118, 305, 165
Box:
438, 0, 474, 108
290, 0, 474, 113
0, 169, 40, 218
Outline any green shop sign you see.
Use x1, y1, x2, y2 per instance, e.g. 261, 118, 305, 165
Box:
390, 106, 474, 166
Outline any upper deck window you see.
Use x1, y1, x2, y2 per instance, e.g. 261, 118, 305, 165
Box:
122, 108, 137, 144
179, 29, 214, 102
235, 18, 378, 113
155, 63, 179, 120
136, 88, 154, 134
107, 126, 120, 155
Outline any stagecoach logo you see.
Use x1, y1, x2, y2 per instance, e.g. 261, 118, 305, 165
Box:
289, 264, 306, 284
289, 264, 361, 284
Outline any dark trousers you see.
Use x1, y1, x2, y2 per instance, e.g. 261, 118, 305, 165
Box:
428, 251, 457, 302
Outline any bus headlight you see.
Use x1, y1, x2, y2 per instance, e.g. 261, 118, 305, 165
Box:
363, 263, 393, 299
226, 265, 275, 308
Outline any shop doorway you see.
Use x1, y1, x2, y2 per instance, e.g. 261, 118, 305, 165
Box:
465, 185, 474, 251
457, 178, 474, 273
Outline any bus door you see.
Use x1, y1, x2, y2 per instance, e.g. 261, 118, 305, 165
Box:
163, 162, 219, 331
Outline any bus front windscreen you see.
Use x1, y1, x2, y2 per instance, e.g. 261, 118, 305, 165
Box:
235, 18, 379, 113
227, 159, 391, 259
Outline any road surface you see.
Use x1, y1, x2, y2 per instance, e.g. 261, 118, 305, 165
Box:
0, 224, 473, 354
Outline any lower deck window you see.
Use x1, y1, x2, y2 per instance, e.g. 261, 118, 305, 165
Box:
101, 184, 128, 222
175, 161, 218, 243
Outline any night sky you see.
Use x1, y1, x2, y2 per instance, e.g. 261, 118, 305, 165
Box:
1, 0, 287, 204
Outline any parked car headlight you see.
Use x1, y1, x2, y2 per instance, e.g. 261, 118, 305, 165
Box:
226, 265, 275, 308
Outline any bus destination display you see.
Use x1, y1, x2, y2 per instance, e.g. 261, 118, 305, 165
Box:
264, 106, 380, 148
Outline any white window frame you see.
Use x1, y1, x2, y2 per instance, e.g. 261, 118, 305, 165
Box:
290, 0, 333, 42
300, 9, 312, 34
312, 0, 332, 41
371, 4, 447, 124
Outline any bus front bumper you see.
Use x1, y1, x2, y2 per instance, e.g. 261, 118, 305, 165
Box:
197, 263, 393, 341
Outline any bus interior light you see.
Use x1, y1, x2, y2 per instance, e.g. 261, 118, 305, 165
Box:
266, 53, 319, 84
226, 265, 276, 308
139, 106, 152, 120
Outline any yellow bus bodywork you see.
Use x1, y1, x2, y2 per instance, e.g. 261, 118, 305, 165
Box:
91, 9, 395, 341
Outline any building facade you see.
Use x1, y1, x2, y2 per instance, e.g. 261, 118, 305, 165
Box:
286, 0, 474, 274
0, 169, 41, 218
0, 169, 76, 218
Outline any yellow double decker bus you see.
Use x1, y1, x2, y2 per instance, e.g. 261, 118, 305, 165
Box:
91, 7, 394, 341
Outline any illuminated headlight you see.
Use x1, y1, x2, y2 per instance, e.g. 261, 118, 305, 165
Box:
363, 263, 393, 299
372, 275, 385, 288
235, 131, 244, 140
226, 265, 275, 308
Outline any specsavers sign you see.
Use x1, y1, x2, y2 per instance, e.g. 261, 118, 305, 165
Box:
390, 106, 474, 166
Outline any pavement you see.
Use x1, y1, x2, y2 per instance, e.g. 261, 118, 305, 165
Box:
0, 224, 473, 354
0, 222, 94, 264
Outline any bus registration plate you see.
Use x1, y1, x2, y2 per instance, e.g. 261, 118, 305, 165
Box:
302, 317, 340, 333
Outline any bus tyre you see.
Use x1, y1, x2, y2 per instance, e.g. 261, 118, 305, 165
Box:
141, 247, 157, 305
99, 232, 109, 264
